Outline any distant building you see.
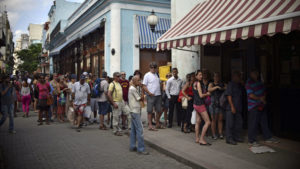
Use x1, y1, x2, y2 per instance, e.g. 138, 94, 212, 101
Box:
14, 33, 29, 74
0, 10, 14, 73
28, 24, 43, 45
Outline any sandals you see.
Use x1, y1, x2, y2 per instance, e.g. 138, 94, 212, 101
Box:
114, 131, 123, 136
199, 142, 211, 146
148, 127, 158, 131
156, 125, 166, 129
99, 126, 108, 130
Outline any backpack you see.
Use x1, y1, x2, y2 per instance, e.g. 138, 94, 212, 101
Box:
91, 78, 103, 98
219, 92, 228, 109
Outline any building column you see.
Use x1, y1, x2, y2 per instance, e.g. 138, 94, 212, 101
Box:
110, 3, 121, 75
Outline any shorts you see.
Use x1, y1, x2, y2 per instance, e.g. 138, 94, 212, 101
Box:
98, 101, 109, 115
38, 99, 49, 111
209, 105, 222, 116
90, 98, 98, 112
74, 104, 86, 115
147, 95, 162, 114
193, 104, 207, 113
162, 95, 169, 109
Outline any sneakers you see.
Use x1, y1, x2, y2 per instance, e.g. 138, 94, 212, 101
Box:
137, 151, 150, 155
248, 141, 260, 147
212, 135, 218, 140
129, 147, 137, 152
9, 130, 16, 134
265, 137, 280, 144
219, 135, 224, 139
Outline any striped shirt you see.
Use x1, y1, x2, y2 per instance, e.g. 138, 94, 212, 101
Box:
245, 79, 265, 111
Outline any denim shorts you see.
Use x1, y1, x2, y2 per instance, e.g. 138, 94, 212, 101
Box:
209, 105, 222, 116
98, 101, 109, 115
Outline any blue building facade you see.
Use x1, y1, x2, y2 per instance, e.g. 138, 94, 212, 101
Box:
49, 0, 171, 77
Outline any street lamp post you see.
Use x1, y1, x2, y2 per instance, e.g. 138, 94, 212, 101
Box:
147, 10, 158, 32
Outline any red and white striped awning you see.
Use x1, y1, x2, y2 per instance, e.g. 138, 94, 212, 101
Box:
157, 0, 300, 51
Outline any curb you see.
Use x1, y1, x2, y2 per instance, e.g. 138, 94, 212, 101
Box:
0, 146, 5, 169
144, 139, 206, 169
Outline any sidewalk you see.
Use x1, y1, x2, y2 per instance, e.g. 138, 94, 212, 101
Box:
143, 127, 300, 169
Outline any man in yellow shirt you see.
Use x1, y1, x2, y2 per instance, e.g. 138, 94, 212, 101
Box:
108, 72, 129, 136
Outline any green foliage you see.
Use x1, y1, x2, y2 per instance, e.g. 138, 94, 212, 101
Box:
17, 43, 42, 73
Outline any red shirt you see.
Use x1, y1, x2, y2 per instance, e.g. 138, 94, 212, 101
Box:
119, 79, 129, 102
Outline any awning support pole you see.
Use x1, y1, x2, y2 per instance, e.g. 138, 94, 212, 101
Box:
174, 48, 199, 54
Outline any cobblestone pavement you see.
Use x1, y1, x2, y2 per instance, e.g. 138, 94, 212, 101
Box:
0, 112, 191, 169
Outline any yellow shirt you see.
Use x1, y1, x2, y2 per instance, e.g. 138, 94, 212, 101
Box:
108, 81, 123, 102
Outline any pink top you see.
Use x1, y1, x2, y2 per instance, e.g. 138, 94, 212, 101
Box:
37, 82, 50, 99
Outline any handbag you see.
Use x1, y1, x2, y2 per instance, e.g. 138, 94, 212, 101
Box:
182, 97, 188, 109
191, 109, 196, 125
46, 95, 54, 105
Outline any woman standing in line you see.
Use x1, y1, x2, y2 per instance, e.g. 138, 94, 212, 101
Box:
208, 72, 226, 140
36, 74, 51, 125
181, 73, 195, 133
193, 70, 211, 145
21, 79, 31, 118
57, 76, 68, 122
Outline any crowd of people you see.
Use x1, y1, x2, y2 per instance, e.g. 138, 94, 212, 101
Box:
0, 62, 280, 155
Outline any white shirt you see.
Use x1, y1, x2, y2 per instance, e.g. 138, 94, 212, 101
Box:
72, 82, 90, 105
143, 72, 161, 96
128, 86, 141, 114
166, 76, 183, 99
21, 86, 30, 96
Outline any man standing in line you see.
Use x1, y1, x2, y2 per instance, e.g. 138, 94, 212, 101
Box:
143, 62, 162, 131
165, 68, 183, 128
107, 72, 129, 136
224, 71, 244, 145
98, 72, 109, 130
129, 75, 149, 155
0, 75, 17, 134
119, 71, 130, 129
246, 69, 279, 146
72, 74, 91, 132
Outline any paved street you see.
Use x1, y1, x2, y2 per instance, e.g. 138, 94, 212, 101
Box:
0, 112, 191, 169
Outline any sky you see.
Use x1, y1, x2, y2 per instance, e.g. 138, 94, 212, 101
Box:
0, 0, 84, 42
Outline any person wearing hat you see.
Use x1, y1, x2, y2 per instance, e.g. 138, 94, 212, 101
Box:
142, 62, 162, 131
107, 72, 129, 136
72, 74, 91, 132
97, 71, 109, 130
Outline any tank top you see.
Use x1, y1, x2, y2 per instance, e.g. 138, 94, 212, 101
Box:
192, 82, 205, 106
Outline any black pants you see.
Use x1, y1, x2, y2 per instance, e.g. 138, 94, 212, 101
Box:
248, 108, 272, 143
168, 95, 182, 126
182, 99, 193, 128
226, 111, 243, 141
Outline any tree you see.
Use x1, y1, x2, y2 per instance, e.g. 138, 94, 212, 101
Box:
17, 43, 42, 73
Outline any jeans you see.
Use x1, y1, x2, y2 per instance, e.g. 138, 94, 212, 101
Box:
248, 108, 272, 143
225, 110, 243, 141
130, 113, 145, 152
0, 104, 14, 131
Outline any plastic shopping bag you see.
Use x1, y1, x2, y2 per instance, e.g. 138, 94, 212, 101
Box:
67, 107, 75, 123
84, 106, 92, 118
191, 109, 196, 125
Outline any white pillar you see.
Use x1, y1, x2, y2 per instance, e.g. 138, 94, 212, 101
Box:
110, 3, 121, 75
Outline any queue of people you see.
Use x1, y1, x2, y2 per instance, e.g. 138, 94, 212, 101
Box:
0, 62, 279, 156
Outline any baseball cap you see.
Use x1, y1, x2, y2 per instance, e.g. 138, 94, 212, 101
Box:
83, 72, 88, 76
80, 74, 87, 80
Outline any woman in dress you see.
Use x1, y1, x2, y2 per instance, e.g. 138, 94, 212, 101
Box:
36, 74, 51, 125
193, 70, 211, 145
